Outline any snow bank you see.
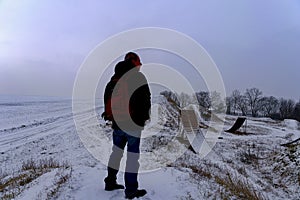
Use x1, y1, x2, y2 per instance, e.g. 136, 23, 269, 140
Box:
283, 119, 299, 130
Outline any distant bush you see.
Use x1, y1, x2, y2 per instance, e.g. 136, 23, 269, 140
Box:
270, 113, 282, 121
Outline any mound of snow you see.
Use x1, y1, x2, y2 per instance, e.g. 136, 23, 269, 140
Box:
283, 119, 299, 130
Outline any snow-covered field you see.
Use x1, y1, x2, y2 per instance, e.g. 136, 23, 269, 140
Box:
0, 95, 299, 200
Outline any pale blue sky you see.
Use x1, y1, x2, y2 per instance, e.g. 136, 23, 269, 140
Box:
0, 0, 299, 100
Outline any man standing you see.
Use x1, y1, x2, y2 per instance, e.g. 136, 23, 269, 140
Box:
103, 52, 151, 199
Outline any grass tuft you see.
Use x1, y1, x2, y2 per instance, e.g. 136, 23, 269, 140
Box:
0, 158, 70, 200
215, 172, 266, 200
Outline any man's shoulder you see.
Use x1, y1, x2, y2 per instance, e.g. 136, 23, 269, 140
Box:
135, 71, 147, 81
131, 72, 148, 87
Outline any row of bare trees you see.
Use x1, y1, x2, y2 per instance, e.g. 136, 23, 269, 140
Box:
226, 88, 300, 120
160, 90, 226, 113
160, 88, 300, 121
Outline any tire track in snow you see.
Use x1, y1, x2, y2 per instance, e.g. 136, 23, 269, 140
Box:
0, 107, 102, 152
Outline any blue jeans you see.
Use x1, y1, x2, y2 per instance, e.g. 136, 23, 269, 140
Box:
106, 129, 141, 195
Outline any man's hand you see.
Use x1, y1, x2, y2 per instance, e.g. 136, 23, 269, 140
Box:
101, 112, 107, 120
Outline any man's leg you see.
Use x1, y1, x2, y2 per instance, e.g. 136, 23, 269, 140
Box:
105, 129, 127, 190
124, 131, 146, 198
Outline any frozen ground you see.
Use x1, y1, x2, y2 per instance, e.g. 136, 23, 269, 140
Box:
0, 95, 299, 200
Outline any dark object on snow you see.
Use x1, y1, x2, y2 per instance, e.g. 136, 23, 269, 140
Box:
280, 137, 300, 147
226, 117, 246, 133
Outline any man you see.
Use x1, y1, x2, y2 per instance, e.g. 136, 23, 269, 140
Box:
103, 52, 151, 199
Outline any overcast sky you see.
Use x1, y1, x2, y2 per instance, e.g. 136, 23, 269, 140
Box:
0, 0, 299, 100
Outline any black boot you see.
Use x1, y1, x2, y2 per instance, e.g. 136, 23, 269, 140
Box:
104, 177, 124, 191
125, 189, 147, 199
105, 182, 124, 191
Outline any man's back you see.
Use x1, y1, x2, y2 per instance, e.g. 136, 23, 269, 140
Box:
104, 61, 151, 130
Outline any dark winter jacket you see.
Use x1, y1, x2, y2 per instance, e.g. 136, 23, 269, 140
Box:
103, 60, 151, 130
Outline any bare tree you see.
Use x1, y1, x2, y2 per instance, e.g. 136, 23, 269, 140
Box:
231, 90, 241, 115
260, 96, 279, 117
160, 90, 180, 107
279, 98, 295, 119
226, 90, 248, 116
226, 90, 242, 115
245, 88, 263, 117
293, 100, 300, 122
236, 95, 248, 116
210, 91, 226, 113
226, 96, 232, 114
196, 91, 211, 110
177, 92, 196, 108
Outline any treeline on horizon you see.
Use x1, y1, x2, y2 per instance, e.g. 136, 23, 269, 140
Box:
160, 87, 300, 122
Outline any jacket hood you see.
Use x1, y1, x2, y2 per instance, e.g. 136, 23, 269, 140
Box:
114, 60, 135, 78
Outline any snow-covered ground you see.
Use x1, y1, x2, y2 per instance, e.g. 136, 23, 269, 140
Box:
0, 95, 299, 200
